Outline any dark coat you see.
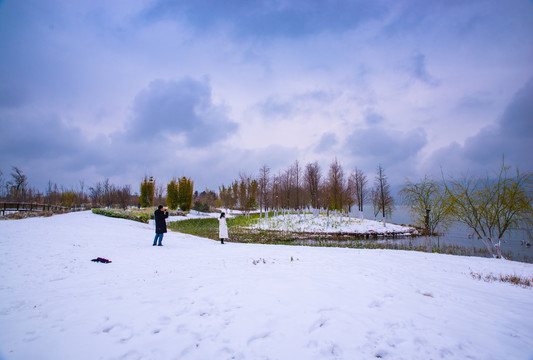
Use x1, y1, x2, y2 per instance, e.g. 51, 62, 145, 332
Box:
154, 209, 169, 234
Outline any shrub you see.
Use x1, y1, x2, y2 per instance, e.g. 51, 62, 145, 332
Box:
92, 208, 150, 223
193, 201, 210, 213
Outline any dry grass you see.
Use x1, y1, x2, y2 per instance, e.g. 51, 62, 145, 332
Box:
470, 271, 533, 288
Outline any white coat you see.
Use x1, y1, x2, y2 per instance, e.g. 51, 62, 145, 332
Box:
218, 217, 228, 239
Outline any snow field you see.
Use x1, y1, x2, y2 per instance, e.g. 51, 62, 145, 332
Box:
0, 211, 532, 360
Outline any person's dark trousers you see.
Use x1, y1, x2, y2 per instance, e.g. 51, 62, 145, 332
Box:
153, 233, 164, 246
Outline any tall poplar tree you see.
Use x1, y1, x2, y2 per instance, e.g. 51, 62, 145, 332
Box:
140, 176, 155, 208
167, 179, 179, 210
177, 177, 194, 212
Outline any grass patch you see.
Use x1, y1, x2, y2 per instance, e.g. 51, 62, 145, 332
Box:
168, 217, 219, 239
167, 213, 262, 240
92, 208, 151, 224
470, 271, 533, 288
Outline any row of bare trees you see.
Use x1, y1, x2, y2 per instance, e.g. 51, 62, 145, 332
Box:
0, 167, 138, 209
218, 158, 394, 217
0, 166, 200, 211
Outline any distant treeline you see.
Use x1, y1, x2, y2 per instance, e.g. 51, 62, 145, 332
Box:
218, 159, 393, 218
0, 167, 196, 211
0, 167, 137, 209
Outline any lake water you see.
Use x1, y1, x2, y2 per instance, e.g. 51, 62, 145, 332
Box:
350, 206, 533, 263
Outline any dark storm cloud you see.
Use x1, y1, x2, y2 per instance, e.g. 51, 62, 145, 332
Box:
0, 113, 92, 161
260, 96, 294, 119
0, 111, 111, 188
345, 123, 427, 168
409, 53, 440, 86
259, 90, 340, 120
126, 78, 238, 147
315, 132, 338, 153
0, 85, 28, 108
143, 0, 388, 37
0, 1, 83, 103
429, 78, 533, 172
188, 145, 300, 189
382, 0, 478, 36
365, 111, 385, 126
455, 95, 492, 113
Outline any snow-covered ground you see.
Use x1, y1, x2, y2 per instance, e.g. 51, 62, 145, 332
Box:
250, 213, 417, 235
1, 211, 532, 360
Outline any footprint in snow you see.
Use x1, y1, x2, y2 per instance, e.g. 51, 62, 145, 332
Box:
309, 317, 328, 333
247, 332, 271, 345
102, 324, 134, 343
368, 300, 383, 308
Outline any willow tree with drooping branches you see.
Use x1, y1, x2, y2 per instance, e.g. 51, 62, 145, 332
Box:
399, 175, 453, 235
444, 161, 532, 259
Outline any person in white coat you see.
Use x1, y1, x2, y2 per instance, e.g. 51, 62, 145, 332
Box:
219, 212, 228, 244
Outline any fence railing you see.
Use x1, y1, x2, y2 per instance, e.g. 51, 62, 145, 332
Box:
1, 202, 85, 216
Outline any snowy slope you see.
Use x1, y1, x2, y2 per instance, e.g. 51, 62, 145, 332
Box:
0, 211, 532, 360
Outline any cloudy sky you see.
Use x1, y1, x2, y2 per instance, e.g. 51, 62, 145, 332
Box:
1, 0, 532, 194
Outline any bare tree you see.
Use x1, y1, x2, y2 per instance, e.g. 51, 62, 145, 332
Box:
271, 173, 281, 211
154, 183, 165, 206
444, 162, 533, 259
78, 180, 88, 205
116, 185, 132, 210
102, 178, 114, 207
9, 166, 28, 201
280, 167, 293, 209
0, 170, 3, 198
46, 181, 61, 205
326, 158, 346, 211
238, 173, 251, 210
372, 165, 394, 218
305, 161, 321, 210
219, 184, 235, 211
292, 160, 302, 209
258, 165, 271, 215
89, 182, 104, 207
235, 173, 258, 214
349, 167, 368, 218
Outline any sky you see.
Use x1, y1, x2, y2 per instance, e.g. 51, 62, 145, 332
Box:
1, 0, 532, 195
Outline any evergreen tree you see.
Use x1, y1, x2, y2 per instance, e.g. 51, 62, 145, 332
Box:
140, 176, 155, 208
177, 177, 194, 212
167, 179, 179, 210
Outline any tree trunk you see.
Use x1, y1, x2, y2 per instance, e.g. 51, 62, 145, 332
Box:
480, 237, 504, 259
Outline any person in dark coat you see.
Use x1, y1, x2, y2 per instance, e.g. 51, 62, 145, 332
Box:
153, 205, 169, 246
